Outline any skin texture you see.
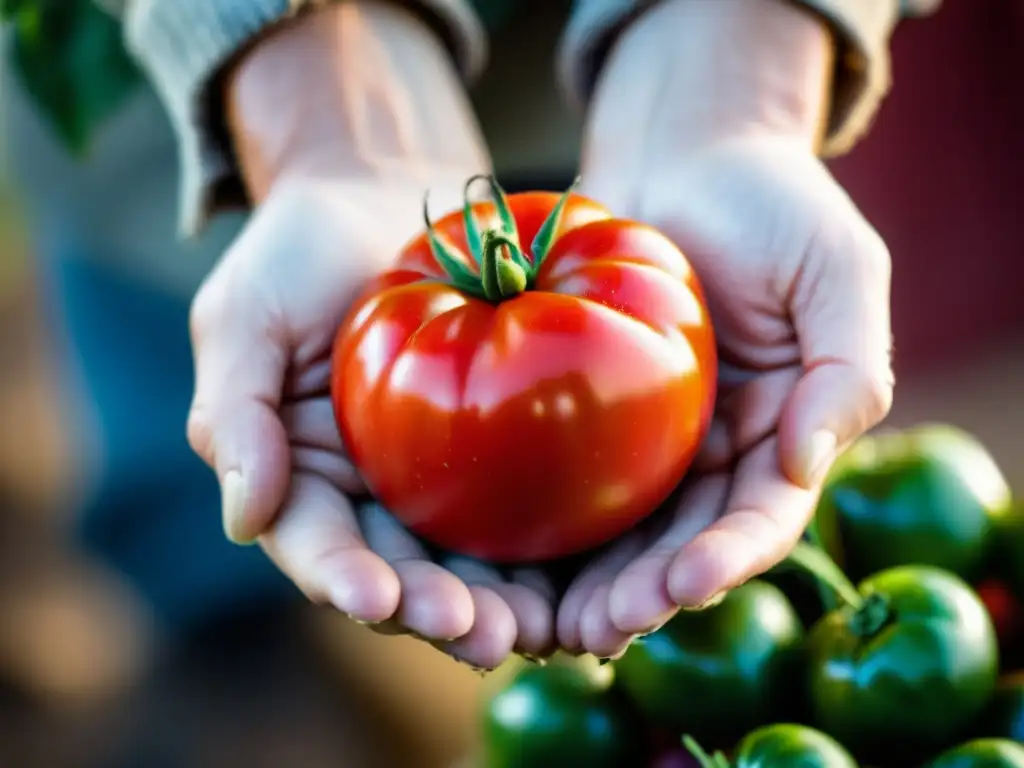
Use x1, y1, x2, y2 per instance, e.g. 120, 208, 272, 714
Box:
555, 0, 894, 660
923, 740, 1024, 768
815, 425, 1012, 583
481, 658, 640, 768
188, 0, 894, 668
806, 566, 999, 766
195, 0, 565, 669
331, 190, 717, 562
614, 580, 802, 746
733, 724, 858, 768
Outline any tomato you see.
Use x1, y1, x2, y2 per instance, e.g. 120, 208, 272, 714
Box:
923, 739, 1024, 768
481, 656, 641, 768
979, 674, 1024, 742
731, 724, 858, 768
805, 565, 998, 766
615, 581, 803, 747
682, 725, 855, 768
814, 425, 1012, 583
332, 177, 717, 562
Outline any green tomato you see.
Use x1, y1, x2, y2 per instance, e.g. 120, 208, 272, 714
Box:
923, 739, 1024, 768
814, 425, 1011, 583
980, 674, 1024, 742
615, 580, 803, 747
732, 724, 858, 768
806, 565, 998, 766
481, 657, 639, 768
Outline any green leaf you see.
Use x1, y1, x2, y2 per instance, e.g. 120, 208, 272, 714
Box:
6, 0, 142, 155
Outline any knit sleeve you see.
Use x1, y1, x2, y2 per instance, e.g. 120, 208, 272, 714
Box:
557, 0, 942, 158
98, 0, 487, 235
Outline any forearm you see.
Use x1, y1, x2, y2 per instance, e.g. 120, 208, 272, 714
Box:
562, 0, 940, 160
585, 0, 834, 158
105, 0, 486, 234
226, 1, 490, 204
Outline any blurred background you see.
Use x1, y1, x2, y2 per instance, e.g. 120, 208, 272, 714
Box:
0, 0, 1021, 766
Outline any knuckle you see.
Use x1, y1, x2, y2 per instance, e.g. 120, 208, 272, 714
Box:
188, 278, 223, 345
185, 404, 216, 464
857, 365, 895, 428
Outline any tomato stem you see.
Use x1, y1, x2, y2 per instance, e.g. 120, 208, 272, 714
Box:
423, 192, 484, 296
849, 592, 893, 637
529, 176, 580, 275
461, 174, 489, 267
481, 230, 527, 301
783, 541, 865, 611
682, 736, 728, 768
684, 737, 724, 765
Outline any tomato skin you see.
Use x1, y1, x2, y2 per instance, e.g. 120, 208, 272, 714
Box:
481, 658, 641, 768
923, 739, 1024, 768
615, 581, 803, 747
332, 191, 717, 562
978, 674, 1024, 742
814, 425, 1011, 584
732, 724, 858, 768
806, 566, 998, 766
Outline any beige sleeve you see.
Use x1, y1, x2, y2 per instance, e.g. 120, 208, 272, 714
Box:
557, 0, 942, 157
93, 0, 486, 235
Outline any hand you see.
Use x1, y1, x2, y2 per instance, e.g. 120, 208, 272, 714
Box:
555, 0, 894, 657
185, 1, 555, 669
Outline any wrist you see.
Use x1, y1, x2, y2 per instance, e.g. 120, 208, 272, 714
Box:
586, 0, 835, 160
224, 0, 489, 203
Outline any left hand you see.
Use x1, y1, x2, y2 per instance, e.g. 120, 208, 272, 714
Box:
555, 0, 895, 657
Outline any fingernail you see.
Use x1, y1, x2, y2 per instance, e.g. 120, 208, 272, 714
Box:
803, 429, 838, 488
221, 470, 252, 544
683, 591, 727, 612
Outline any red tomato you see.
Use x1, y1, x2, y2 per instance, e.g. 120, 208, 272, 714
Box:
331, 179, 717, 562
977, 579, 1023, 641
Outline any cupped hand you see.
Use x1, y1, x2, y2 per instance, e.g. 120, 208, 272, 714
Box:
557, 134, 894, 657
186, 175, 557, 669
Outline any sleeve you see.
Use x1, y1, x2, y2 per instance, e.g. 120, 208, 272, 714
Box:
556, 0, 942, 159
97, 0, 488, 236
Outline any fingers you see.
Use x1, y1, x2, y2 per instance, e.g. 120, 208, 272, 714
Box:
444, 557, 556, 659
695, 367, 802, 471
607, 475, 728, 633
259, 474, 401, 622
187, 259, 291, 545
667, 437, 818, 607
281, 399, 366, 493
360, 503, 555, 669
781, 220, 894, 489
360, 503, 475, 641
556, 532, 647, 653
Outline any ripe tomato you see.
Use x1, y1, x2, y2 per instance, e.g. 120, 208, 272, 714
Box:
331, 177, 717, 562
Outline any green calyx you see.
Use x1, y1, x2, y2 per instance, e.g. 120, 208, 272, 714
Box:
683, 735, 732, 768
423, 174, 579, 302
782, 541, 865, 612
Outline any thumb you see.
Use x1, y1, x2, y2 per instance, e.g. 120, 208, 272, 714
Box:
778, 219, 895, 490
187, 269, 292, 544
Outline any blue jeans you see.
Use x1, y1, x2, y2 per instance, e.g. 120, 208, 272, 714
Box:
42, 253, 295, 635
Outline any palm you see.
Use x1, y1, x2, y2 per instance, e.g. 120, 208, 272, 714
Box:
555, 137, 892, 657
199, 176, 558, 669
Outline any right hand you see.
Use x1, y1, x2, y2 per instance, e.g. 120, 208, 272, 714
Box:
186, 1, 557, 669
